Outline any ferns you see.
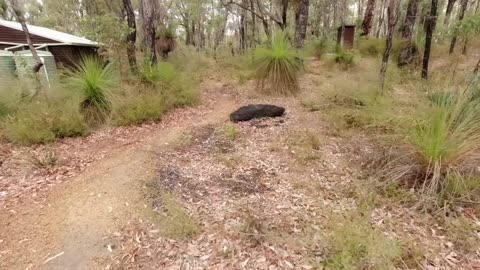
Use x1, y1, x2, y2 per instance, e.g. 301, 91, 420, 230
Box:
254, 31, 303, 95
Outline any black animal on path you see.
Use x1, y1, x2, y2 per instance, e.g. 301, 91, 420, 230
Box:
230, 104, 286, 122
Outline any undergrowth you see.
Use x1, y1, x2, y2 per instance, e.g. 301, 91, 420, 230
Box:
324, 210, 402, 270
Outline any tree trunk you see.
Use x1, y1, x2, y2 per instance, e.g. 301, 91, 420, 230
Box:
361, 0, 376, 36
250, 0, 256, 47
280, 0, 288, 30
294, 0, 309, 48
449, 0, 468, 54
141, 0, 157, 64
376, 0, 387, 38
239, 0, 247, 53
191, 21, 196, 46
422, 0, 438, 79
402, 0, 419, 39
214, 9, 228, 50
444, 0, 457, 26
122, 0, 137, 73
380, 0, 401, 90
9, 0, 43, 73
185, 19, 192, 45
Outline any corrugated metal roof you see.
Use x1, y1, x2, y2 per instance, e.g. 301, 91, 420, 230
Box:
0, 19, 98, 47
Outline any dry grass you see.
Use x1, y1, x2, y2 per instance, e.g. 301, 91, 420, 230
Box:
145, 191, 200, 240
324, 210, 402, 270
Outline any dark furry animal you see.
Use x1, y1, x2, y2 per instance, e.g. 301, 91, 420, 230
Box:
230, 104, 286, 122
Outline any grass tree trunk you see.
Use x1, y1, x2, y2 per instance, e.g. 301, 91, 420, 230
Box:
422, 0, 438, 79
141, 0, 157, 64
402, 0, 419, 39
380, 0, 401, 90
449, 0, 468, 54
444, 0, 457, 26
294, 0, 310, 49
9, 0, 43, 73
361, 0, 376, 36
122, 0, 137, 73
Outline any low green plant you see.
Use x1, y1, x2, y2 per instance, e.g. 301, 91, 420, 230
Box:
220, 124, 238, 141
113, 91, 166, 126
358, 37, 385, 57
141, 61, 177, 84
145, 191, 201, 240
2, 102, 88, 145
324, 211, 402, 270
65, 56, 116, 124
254, 31, 303, 95
334, 46, 355, 70
310, 38, 329, 59
444, 216, 479, 252
112, 78, 199, 126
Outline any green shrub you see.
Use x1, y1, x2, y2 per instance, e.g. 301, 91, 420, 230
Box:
220, 124, 238, 141
65, 56, 117, 124
309, 38, 330, 59
358, 37, 385, 57
2, 102, 88, 145
113, 89, 166, 126
334, 46, 355, 70
254, 31, 303, 95
112, 76, 200, 126
0, 103, 14, 118
141, 61, 177, 84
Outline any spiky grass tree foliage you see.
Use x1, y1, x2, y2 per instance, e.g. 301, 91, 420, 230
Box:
254, 31, 303, 95
66, 56, 116, 125
156, 25, 177, 59
388, 87, 480, 208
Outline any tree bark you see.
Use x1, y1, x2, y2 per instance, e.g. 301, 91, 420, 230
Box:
444, 0, 457, 26
280, 0, 288, 30
294, 0, 309, 48
9, 0, 44, 73
449, 0, 468, 54
380, 0, 401, 90
376, 0, 387, 38
361, 0, 376, 36
402, 0, 419, 39
250, 0, 256, 47
141, 0, 157, 64
122, 0, 137, 73
239, 0, 247, 53
422, 0, 438, 79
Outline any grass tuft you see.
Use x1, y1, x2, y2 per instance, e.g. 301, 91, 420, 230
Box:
324, 210, 402, 270
254, 31, 303, 95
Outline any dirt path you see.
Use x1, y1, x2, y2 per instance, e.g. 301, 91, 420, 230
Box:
0, 77, 239, 270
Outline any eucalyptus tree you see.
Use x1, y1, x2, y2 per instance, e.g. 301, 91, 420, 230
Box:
422, 0, 439, 79
361, 0, 376, 35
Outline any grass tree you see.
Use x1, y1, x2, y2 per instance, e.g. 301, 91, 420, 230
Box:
253, 31, 303, 95
66, 57, 116, 125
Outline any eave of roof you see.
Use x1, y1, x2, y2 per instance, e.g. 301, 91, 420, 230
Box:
0, 19, 99, 47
